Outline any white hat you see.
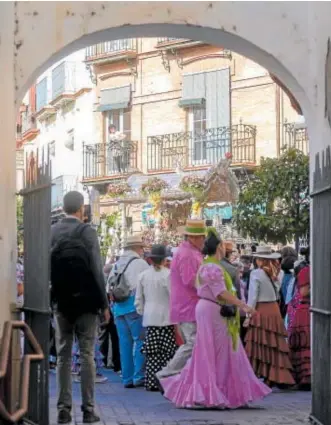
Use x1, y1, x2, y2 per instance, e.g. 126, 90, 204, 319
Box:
123, 234, 145, 249
252, 245, 281, 260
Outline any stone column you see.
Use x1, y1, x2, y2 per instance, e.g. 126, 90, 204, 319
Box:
0, 2, 17, 330
120, 202, 127, 250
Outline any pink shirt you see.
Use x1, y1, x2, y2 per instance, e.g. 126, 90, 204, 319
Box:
170, 240, 203, 323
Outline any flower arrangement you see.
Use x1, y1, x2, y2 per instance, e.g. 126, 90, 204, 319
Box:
141, 178, 169, 217
141, 177, 169, 197
180, 174, 206, 200
141, 228, 182, 247
107, 182, 131, 198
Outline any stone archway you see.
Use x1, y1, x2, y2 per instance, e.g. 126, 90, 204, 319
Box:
1, 2, 331, 424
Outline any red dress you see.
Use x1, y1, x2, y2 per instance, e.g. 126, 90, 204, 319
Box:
287, 265, 311, 387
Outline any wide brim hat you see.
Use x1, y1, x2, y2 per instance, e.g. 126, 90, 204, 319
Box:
252, 245, 281, 260
147, 244, 167, 259
123, 234, 145, 249
178, 219, 206, 236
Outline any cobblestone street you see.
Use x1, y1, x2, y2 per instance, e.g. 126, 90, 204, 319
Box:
49, 370, 311, 425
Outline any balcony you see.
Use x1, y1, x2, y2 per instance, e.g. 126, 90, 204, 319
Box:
85, 39, 137, 64
282, 122, 309, 155
83, 140, 139, 182
17, 108, 39, 144
156, 38, 205, 49
147, 122, 256, 173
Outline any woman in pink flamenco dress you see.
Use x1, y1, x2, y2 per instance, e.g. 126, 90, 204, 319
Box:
160, 230, 271, 409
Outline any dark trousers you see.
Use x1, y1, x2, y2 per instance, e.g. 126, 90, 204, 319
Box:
99, 317, 121, 372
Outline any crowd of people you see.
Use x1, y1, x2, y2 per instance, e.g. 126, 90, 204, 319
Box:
17, 191, 311, 423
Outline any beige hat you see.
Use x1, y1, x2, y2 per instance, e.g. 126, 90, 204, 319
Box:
124, 234, 145, 248
252, 245, 281, 260
178, 219, 206, 236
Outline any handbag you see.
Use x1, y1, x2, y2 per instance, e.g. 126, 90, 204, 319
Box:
200, 298, 237, 318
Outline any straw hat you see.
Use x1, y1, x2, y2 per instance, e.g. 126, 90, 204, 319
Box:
252, 245, 281, 260
179, 219, 206, 236
123, 234, 145, 249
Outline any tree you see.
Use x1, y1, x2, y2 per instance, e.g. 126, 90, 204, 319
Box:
234, 148, 309, 249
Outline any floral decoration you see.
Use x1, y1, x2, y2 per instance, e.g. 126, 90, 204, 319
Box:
141, 177, 169, 196
179, 174, 206, 200
141, 178, 169, 217
225, 152, 233, 160
142, 228, 182, 247
106, 182, 131, 198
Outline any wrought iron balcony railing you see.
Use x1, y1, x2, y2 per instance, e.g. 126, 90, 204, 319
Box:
156, 37, 205, 47
83, 140, 139, 181
17, 107, 39, 142
85, 39, 137, 61
157, 37, 181, 44
282, 121, 309, 155
147, 123, 256, 172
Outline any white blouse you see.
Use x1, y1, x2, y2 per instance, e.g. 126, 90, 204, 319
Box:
135, 267, 172, 327
247, 268, 280, 309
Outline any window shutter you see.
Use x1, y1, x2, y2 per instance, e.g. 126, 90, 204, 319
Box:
179, 72, 206, 107
206, 68, 230, 129
36, 78, 48, 111
52, 62, 65, 100
99, 85, 131, 111
205, 68, 231, 162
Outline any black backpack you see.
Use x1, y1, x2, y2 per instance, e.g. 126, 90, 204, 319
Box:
50, 223, 98, 319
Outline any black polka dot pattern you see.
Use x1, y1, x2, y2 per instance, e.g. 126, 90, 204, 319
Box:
142, 325, 178, 391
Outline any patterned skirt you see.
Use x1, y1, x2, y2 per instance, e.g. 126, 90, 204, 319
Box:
142, 325, 177, 391
245, 301, 295, 386
287, 302, 311, 387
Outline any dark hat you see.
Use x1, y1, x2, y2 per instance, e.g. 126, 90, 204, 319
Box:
148, 244, 167, 259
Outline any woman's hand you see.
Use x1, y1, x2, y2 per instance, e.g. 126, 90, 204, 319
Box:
242, 304, 256, 316
243, 317, 250, 328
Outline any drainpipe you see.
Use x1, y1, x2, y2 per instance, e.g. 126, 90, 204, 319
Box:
275, 84, 281, 157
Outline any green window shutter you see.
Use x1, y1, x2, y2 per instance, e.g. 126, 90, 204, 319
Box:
205, 68, 231, 162
180, 72, 206, 107
206, 68, 230, 129
99, 85, 131, 111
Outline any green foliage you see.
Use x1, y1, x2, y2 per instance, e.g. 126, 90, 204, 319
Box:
16, 195, 24, 251
234, 148, 310, 246
98, 212, 120, 259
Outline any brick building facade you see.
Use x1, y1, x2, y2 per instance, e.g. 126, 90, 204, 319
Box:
82, 37, 307, 233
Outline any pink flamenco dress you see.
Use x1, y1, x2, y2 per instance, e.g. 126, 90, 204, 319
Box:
160, 263, 271, 409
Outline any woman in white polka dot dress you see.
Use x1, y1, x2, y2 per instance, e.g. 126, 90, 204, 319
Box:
135, 244, 177, 391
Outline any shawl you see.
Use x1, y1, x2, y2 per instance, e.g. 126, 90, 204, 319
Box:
198, 256, 240, 351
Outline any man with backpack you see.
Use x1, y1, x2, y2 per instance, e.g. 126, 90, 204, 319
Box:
51, 191, 109, 424
108, 235, 149, 388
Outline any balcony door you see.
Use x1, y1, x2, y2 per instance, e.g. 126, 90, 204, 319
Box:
188, 104, 207, 165
106, 108, 131, 141
105, 108, 132, 174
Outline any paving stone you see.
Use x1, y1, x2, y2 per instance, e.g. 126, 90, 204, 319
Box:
49, 370, 311, 425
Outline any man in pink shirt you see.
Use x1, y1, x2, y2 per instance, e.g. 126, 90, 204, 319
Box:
157, 219, 205, 380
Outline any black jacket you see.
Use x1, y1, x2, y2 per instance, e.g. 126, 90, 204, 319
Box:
51, 216, 108, 312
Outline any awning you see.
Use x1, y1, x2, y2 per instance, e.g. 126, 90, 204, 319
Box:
97, 102, 130, 112
178, 98, 205, 108
98, 85, 131, 112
